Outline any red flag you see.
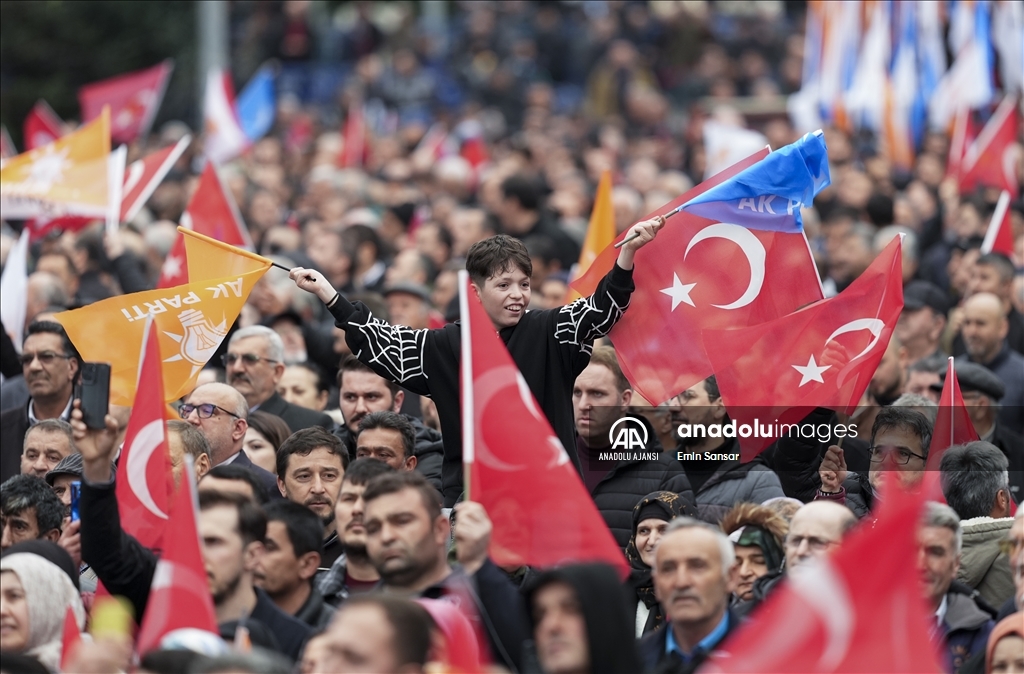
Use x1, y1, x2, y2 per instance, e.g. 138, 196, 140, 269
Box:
457, 119, 489, 177
928, 357, 981, 472
981, 190, 1017, 257
571, 147, 770, 299
946, 104, 977, 184
60, 605, 82, 672
116, 316, 173, 550
459, 272, 628, 576
702, 481, 944, 673
416, 597, 489, 673
136, 458, 218, 655
23, 100, 63, 150
121, 135, 191, 223
79, 61, 174, 144
338, 102, 366, 168
704, 236, 904, 460
158, 161, 251, 288
959, 96, 1021, 197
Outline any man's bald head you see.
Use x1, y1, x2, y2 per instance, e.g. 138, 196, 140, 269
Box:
785, 501, 858, 570
962, 292, 1009, 364
191, 382, 249, 418
184, 382, 250, 465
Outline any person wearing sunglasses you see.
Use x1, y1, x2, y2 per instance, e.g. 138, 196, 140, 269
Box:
0, 322, 81, 484
222, 326, 333, 435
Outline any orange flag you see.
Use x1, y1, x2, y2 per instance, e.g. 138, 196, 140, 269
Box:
1, 108, 111, 219
55, 228, 270, 405
566, 170, 616, 302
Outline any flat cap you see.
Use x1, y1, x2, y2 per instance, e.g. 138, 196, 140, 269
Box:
931, 360, 1005, 401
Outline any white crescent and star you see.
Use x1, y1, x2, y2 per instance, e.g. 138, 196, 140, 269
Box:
791, 318, 887, 387
126, 419, 169, 519
660, 223, 766, 312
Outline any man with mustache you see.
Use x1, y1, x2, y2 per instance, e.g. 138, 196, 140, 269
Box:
640, 517, 740, 674
317, 458, 394, 607
277, 427, 348, 568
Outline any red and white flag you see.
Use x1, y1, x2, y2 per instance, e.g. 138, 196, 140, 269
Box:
59, 605, 83, 672
703, 235, 904, 460
23, 100, 63, 150
116, 315, 173, 551
459, 272, 628, 576
927, 357, 980, 472
79, 61, 174, 144
338, 101, 366, 168
203, 69, 248, 164
959, 96, 1021, 197
136, 456, 218, 655
158, 160, 252, 288
121, 134, 191, 223
703, 480, 944, 673
980, 190, 1017, 257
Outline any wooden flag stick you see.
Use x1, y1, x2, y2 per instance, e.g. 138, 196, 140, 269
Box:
613, 209, 677, 249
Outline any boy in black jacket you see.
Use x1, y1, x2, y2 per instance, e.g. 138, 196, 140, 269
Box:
290, 220, 664, 506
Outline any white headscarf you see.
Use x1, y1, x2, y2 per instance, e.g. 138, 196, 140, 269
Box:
0, 553, 85, 672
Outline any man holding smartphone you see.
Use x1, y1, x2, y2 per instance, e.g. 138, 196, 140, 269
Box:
0, 322, 81, 483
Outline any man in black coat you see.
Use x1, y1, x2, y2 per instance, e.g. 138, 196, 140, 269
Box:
573, 347, 694, 548
638, 518, 740, 674
224, 325, 332, 433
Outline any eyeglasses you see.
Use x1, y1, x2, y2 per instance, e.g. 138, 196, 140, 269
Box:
997, 537, 1024, 556
868, 445, 927, 465
221, 353, 278, 367
19, 351, 72, 367
179, 403, 240, 420
784, 534, 838, 551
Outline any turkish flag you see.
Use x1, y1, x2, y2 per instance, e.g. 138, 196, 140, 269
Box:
704, 235, 904, 460
158, 160, 251, 288
121, 135, 190, 223
23, 100, 63, 150
460, 272, 628, 577
946, 105, 978, 184
136, 459, 218, 655
928, 357, 981, 472
338, 101, 367, 168
959, 96, 1021, 197
571, 147, 770, 299
116, 316, 173, 551
203, 69, 249, 164
981, 190, 1017, 257
79, 61, 174, 144
702, 481, 944, 673
59, 605, 83, 672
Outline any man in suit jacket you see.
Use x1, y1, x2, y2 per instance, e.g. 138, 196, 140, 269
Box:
0, 322, 80, 483
180, 382, 280, 498
223, 326, 332, 433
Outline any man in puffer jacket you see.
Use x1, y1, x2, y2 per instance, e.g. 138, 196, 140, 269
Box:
673, 377, 784, 524
573, 348, 695, 548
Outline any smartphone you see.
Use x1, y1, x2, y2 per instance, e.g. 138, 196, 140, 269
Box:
75, 362, 111, 430
69, 480, 81, 522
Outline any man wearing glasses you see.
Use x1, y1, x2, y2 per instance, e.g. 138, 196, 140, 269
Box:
0, 321, 80, 483
223, 326, 332, 434
180, 381, 280, 499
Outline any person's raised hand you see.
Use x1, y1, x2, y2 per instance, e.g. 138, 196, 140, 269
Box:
819, 444, 847, 493
453, 501, 492, 576
70, 399, 119, 483
289, 267, 338, 305
58, 519, 82, 568
616, 215, 666, 270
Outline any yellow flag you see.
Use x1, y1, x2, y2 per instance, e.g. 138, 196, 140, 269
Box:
1, 108, 111, 218
566, 170, 616, 301
56, 232, 271, 405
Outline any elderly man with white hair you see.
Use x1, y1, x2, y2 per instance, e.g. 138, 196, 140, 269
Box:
224, 325, 333, 433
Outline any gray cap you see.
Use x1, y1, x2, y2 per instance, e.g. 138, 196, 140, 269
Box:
930, 361, 1006, 401
44, 452, 84, 485
903, 280, 951, 316
383, 281, 431, 304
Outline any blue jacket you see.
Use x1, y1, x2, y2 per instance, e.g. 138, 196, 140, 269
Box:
638, 609, 741, 674
939, 591, 994, 673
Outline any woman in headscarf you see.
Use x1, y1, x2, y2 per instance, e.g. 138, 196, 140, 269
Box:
624, 491, 694, 638
719, 502, 787, 605
1, 548, 85, 672
986, 612, 1024, 674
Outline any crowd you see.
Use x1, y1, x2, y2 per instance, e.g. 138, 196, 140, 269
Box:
2, 1, 1024, 673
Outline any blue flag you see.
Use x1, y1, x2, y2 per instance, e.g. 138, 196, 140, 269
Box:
679, 130, 830, 232
237, 66, 275, 142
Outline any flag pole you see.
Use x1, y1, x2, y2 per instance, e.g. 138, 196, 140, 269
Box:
458, 270, 473, 502
613, 211, 673, 249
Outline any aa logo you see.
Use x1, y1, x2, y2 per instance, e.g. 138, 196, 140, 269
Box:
609, 416, 648, 450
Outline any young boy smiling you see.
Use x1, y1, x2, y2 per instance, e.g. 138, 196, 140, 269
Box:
291, 218, 663, 505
